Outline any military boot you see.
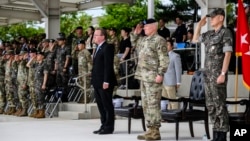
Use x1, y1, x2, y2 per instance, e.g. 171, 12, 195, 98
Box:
0, 108, 4, 114
137, 127, 153, 140
35, 109, 45, 118
14, 108, 22, 116
4, 107, 11, 115
8, 107, 16, 115
216, 132, 227, 141
18, 108, 28, 117
145, 127, 161, 140
211, 130, 218, 141
29, 109, 39, 118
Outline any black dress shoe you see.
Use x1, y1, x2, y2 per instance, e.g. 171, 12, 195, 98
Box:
98, 129, 113, 135
93, 129, 102, 134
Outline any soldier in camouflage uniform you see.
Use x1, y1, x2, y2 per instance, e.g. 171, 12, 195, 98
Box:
4, 50, 17, 115
33, 52, 48, 118
133, 19, 169, 140
107, 28, 120, 95
193, 8, 232, 141
77, 40, 93, 103
26, 48, 37, 117
55, 33, 71, 102
0, 51, 6, 114
45, 39, 57, 90
16, 49, 29, 116
68, 26, 86, 76
12, 51, 21, 116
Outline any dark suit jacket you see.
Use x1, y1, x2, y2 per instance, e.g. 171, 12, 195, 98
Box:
91, 41, 117, 89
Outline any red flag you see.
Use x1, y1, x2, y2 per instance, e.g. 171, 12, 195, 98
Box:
236, 0, 250, 90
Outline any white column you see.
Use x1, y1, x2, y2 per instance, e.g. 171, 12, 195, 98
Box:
195, 0, 226, 68
46, 0, 60, 39
147, 0, 154, 18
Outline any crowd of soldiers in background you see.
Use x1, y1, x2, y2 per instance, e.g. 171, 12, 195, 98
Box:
0, 16, 193, 118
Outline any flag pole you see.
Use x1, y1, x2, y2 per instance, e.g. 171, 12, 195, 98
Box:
234, 56, 239, 112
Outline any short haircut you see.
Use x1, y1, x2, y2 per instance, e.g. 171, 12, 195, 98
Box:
167, 39, 174, 47
89, 26, 95, 31
95, 28, 107, 39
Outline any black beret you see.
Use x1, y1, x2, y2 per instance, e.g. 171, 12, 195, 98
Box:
206, 8, 225, 18
143, 18, 157, 25
77, 39, 85, 44
57, 32, 66, 40
29, 48, 37, 53
49, 39, 55, 43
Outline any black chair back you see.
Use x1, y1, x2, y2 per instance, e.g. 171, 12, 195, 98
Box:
189, 71, 206, 108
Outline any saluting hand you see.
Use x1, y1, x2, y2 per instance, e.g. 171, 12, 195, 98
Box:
198, 16, 207, 27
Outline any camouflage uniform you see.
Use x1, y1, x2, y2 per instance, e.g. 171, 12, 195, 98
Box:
5, 58, 16, 108
77, 49, 93, 103
55, 45, 71, 100
11, 60, 19, 108
107, 36, 120, 95
134, 34, 169, 128
28, 61, 37, 110
71, 36, 85, 75
17, 59, 29, 109
45, 46, 57, 89
34, 60, 48, 108
201, 26, 233, 132
0, 56, 6, 111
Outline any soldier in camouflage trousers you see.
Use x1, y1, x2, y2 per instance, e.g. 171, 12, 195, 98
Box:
107, 28, 120, 95
77, 40, 93, 103
193, 8, 232, 141
132, 19, 169, 140
16, 50, 29, 116
4, 50, 17, 115
34, 52, 48, 118
26, 48, 37, 117
0, 52, 6, 114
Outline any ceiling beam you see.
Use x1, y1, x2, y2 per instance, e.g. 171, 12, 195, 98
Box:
31, 0, 48, 17
0, 8, 41, 21
0, 0, 16, 5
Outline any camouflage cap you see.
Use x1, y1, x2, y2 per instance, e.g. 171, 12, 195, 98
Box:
206, 8, 225, 18
5, 50, 14, 55
19, 50, 28, 55
42, 39, 50, 43
37, 51, 45, 56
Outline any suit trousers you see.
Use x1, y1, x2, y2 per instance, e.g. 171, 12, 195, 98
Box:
94, 86, 115, 131
162, 85, 179, 109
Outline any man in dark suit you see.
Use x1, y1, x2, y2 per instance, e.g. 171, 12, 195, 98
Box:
91, 28, 117, 135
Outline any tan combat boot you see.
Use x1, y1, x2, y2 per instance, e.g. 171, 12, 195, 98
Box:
14, 108, 22, 116
18, 108, 28, 117
137, 127, 153, 140
35, 109, 45, 118
0, 108, 4, 114
29, 109, 39, 118
145, 127, 161, 140
8, 107, 16, 115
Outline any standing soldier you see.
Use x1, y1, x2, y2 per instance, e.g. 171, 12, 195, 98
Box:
16, 49, 29, 116
107, 28, 120, 95
45, 39, 57, 91
12, 51, 21, 116
54, 33, 71, 102
68, 26, 85, 75
77, 40, 93, 103
26, 48, 37, 117
34, 52, 48, 118
133, 19, 169, 140
192, 8, 232, 140
0, 51, 6, 114
4, 50, 17, 115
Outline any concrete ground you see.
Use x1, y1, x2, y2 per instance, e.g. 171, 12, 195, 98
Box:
0, 114, 229, 141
